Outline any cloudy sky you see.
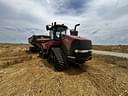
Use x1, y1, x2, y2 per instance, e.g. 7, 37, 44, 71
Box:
0, 0, 128, 44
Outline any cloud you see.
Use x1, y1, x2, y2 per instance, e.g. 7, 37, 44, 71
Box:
78, 0, 128, 44
0, 0, 49, 43
50, 0, 89, 15
0, 0, 128, 44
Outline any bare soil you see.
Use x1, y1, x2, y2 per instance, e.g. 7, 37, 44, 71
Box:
0, 44, 128, 96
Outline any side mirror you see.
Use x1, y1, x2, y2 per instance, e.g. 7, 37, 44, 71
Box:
46, 25, 49, 30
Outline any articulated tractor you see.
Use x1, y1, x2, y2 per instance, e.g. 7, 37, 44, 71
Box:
28, 22, 92, 71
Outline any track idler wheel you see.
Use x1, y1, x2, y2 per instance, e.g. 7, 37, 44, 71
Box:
54, 62, 65, 71
39, 49, 47, 59
29, 47, 38, 53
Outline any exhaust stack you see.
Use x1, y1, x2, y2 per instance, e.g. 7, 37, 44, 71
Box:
70, 24, 80, 36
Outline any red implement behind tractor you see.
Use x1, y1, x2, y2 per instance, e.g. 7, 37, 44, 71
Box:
28, 22, 92, 71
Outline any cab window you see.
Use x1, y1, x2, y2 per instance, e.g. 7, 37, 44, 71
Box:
50, 30, 54, 39
56, 27, 66, 39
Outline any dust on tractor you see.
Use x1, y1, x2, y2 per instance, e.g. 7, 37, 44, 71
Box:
28, 22, 92, 71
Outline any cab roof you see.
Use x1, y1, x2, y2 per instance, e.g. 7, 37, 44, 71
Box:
50, 24, 68, 30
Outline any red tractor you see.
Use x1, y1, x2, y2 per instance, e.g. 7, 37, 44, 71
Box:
28, 22, 92, 71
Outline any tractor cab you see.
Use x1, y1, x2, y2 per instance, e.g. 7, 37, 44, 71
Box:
46, 22, 68, 40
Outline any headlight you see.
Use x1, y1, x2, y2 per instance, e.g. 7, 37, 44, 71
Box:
74, 49, 91, 53
75, 49, 79, 53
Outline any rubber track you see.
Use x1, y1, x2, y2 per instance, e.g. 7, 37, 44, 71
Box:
52, 48, 64, 64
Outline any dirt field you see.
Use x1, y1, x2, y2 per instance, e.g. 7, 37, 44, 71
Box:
0, 44, 128, 96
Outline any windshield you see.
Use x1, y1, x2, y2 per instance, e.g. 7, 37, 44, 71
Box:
57, 27, 67, 32
55, 31, 66, 39
55, 27, 67, 39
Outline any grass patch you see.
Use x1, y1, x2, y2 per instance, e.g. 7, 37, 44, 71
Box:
0, 59, 23, 69
93, 45, 128, 53
0, 55, 32, 69
93, 54, 128, 69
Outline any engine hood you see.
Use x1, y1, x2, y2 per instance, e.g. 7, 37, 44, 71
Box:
62, 35, 92, 56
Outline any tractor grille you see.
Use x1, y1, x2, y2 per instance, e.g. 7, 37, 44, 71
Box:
75, 51, 92, 58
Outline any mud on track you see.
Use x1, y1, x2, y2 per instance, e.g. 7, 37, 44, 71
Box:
0, 44, 128, 96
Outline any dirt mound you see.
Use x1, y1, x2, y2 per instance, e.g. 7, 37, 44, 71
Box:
0, 44, 128, 96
